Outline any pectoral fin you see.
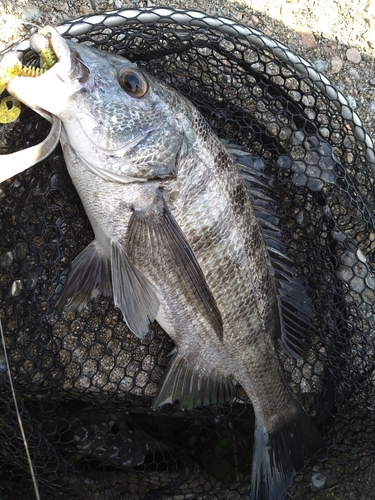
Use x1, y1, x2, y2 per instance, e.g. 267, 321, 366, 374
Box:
55, 240, 112, 310
126, 190, 223, 340
111, 240, 160, 339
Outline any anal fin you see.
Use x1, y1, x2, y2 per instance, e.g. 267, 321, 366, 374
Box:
55, 240, 112, 310
153, 353, 236, 410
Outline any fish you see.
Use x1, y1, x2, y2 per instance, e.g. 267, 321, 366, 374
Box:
6, 26, 324, 500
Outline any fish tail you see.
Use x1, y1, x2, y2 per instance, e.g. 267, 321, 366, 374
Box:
251, 403, 324, 500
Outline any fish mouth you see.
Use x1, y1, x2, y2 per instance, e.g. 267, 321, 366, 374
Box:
6, 26, 90, 122
0, 27, 87, 179
29, 26, 90, 87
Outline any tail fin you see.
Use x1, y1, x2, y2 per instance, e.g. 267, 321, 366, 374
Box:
251, 404, 324, 500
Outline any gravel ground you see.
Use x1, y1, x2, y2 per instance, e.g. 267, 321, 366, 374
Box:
1, 1, 375, 499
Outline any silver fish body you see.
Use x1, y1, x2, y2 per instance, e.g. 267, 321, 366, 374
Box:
6, 27, 324, 500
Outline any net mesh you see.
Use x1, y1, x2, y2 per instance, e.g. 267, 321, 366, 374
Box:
1, 8, 375, 499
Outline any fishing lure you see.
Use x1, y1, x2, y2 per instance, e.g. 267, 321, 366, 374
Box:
0, 45, 57, 124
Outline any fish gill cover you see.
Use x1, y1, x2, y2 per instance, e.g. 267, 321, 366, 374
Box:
0, 7, 375, 499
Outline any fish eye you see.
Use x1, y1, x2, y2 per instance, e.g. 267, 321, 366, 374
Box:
117, 67, 148, 98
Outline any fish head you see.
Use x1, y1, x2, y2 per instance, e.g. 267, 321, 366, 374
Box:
6, 26, 188, 182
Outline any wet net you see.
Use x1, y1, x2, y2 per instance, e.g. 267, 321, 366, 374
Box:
1, 7, 375, 499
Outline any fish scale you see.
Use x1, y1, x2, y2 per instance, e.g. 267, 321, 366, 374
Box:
186, 109, 278, 334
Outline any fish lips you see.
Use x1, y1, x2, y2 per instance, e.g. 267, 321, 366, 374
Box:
6, 27, 90, 122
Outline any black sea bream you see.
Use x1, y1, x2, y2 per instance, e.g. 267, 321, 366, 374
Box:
6, 26, 324, 500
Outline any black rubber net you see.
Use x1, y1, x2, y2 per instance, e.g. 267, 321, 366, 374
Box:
1, 7, 375, 499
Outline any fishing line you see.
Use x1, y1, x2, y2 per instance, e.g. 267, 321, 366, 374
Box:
0, 318, 41, 500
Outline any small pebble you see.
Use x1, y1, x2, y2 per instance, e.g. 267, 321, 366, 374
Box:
346, 47, 361, 64
312, 473, 327, 489
300, 27, 317, 49
370, 78, 375, 86
251, 15, 260, 25
313, 59, 328, 73
348, 68, 359, 79
369, 102, 375, 114
330, 55, 343, 74
79, 5, 91, 15
346, 95, 357, 110
322, 44, 333, 55
22, 5, 41, 21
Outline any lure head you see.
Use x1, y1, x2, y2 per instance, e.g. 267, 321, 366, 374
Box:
6, 26, 89, 122
29, 31, 58, 71
0, 28, 59, 124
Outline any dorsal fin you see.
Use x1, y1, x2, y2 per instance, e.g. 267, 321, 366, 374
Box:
230, 146, 316, 358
